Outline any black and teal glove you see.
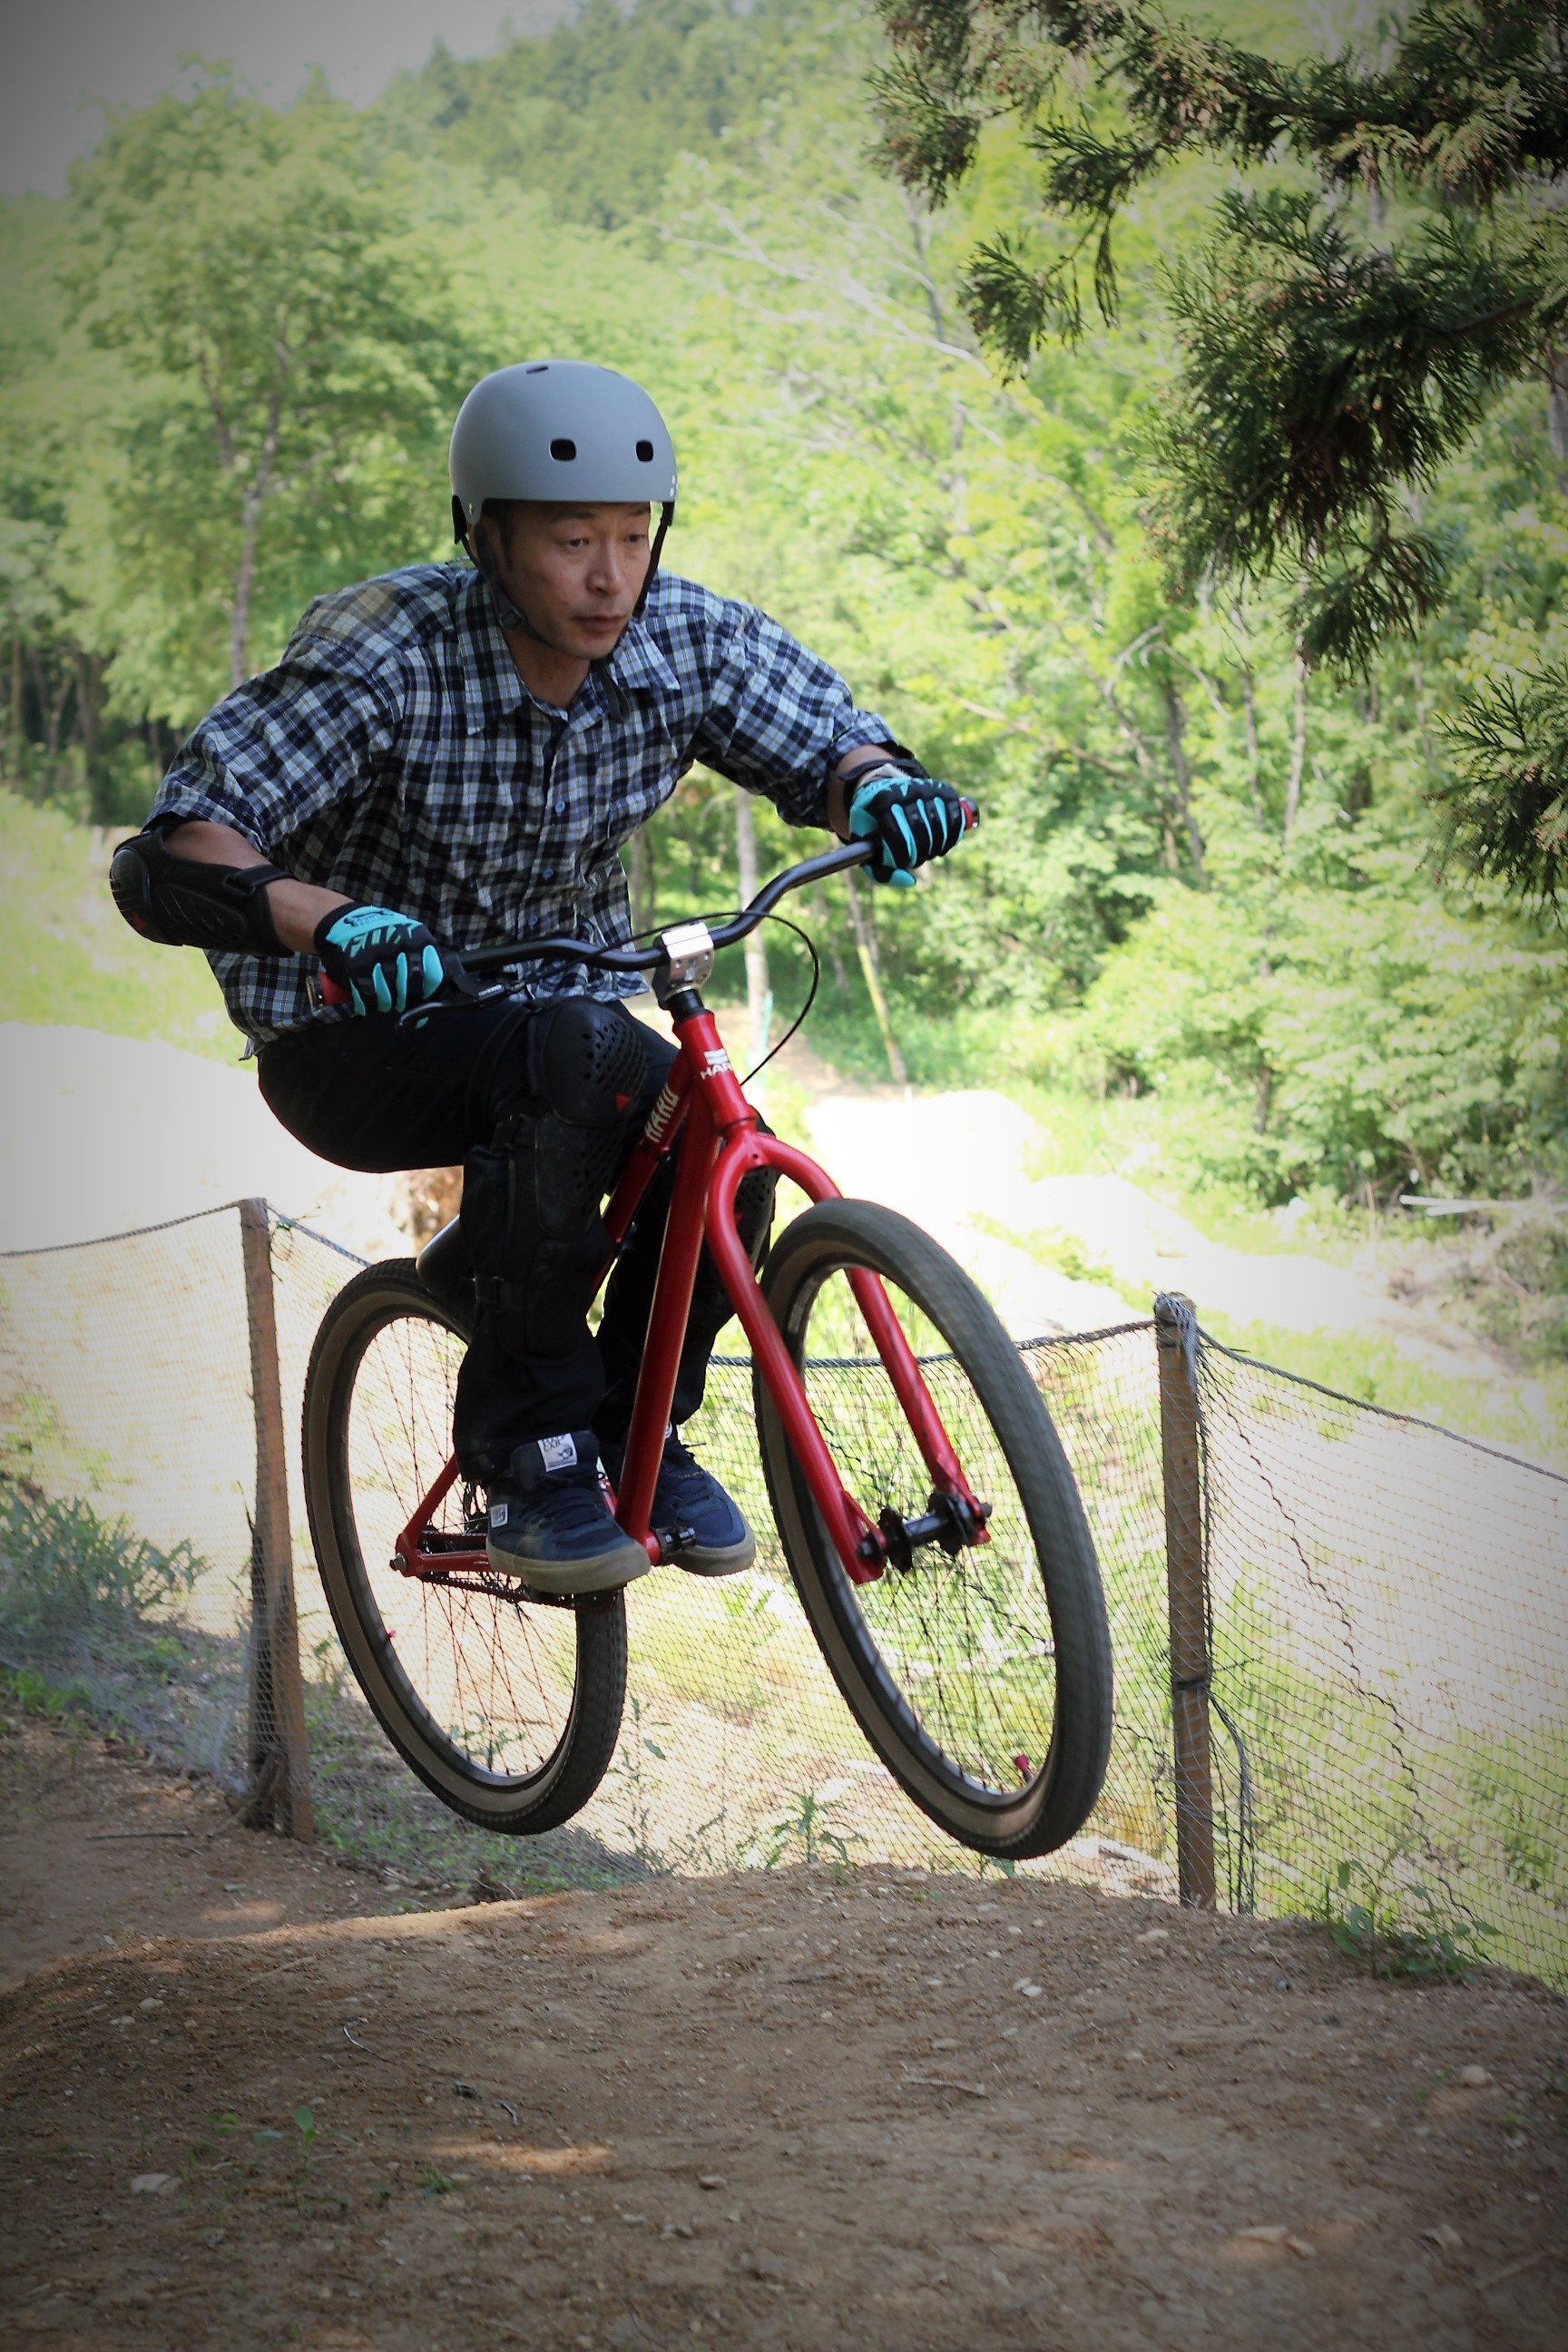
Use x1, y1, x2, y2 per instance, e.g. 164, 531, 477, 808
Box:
847, 768, 966, 889
314, 904, 446, 1016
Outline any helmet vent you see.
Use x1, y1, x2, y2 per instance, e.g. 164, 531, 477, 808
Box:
636, 439, 654, 461
526, 363, 548, 375
550, 437, 577, 461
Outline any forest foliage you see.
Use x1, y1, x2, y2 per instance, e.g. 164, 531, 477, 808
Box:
0, 0, 1564, 1257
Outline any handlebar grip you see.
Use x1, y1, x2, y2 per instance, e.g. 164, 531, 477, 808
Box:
318, 970, 349, 1007
960, 797, 979, 831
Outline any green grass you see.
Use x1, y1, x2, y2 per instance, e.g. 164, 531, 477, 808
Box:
0, 790, 237, 1061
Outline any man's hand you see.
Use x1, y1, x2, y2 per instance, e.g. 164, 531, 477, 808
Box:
314, 905, 447, 1016
845, 768, 966, 889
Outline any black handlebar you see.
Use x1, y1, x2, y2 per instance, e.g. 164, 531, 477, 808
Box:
392, 799, 978, 1024
455, 834, 879, 983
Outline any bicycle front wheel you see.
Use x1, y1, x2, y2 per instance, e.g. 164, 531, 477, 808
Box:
302, 1260, 626, 1835
755, 1200, 1112, 1857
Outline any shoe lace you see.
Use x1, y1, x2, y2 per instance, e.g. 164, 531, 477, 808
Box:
660, 1428, 707, 1491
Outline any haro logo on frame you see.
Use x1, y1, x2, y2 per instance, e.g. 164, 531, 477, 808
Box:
645, 1083, 681, 1142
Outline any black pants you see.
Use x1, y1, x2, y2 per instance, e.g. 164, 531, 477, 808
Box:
260, 998, 775, 1483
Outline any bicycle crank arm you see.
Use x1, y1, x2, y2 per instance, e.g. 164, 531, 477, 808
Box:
874, 1492, 993, 1573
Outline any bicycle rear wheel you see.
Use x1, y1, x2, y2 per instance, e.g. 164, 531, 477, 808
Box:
302, 1260, 626, 1835
755, 1199, 1112, 1857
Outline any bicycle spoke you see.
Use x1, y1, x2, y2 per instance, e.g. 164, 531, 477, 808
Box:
343, 1310, 578, 1784
802, 1272, 1058, 1799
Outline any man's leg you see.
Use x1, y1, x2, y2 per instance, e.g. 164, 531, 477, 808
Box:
259, 998, 652, 1589
454, 996, 654, 1480
594, 1136, 779, 1442
593, 1053, 777, 1573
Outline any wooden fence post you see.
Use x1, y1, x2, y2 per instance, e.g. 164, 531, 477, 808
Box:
240, 1200, 313, 1843
1154, 1292, 1215, 1909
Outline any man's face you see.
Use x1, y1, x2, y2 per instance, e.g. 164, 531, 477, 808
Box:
481, 501, 653, 658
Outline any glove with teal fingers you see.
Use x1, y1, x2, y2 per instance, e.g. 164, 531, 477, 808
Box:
314, 904, 446, 1017
846, 767, 965, 889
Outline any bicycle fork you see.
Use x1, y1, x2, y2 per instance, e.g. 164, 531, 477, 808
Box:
615, 998, 988, 1585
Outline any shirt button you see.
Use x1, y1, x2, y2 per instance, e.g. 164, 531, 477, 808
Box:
541, 865, 554, 879
554, 799, 566, 814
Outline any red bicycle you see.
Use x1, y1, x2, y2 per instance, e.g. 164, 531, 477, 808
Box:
301, 828, 1112, 1859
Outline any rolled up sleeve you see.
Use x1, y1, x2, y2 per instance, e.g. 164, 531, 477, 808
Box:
687, 597, 895, 826
152, 642, 397, 858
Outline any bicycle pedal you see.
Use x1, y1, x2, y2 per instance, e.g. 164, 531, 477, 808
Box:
652, 1523, 698, 1559
510, 1581, 627, 1614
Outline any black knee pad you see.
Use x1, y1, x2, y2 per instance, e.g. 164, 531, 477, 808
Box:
732, 1156, 778, 1265
460, 1001, 652, 1362
534, 996, 650, 1125
526, 998, 654, 1235
461, 1136, 610, 1360
688, 1127, 779, 1328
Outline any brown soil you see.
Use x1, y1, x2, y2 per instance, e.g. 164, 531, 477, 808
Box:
3, 1720, 1565, 2351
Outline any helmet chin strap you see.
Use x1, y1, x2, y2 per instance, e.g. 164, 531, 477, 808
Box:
460, 501, 675, 653
466, 515, 551, 643
636, 502, 673, 617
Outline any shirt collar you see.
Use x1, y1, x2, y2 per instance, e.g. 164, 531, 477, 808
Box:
456, 566, 681, 733
456, 566, 525, 736
605, 612, 681, 699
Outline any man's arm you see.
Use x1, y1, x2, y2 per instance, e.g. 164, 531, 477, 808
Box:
159, 818, 350, 955
677, 591, 961, 880
824, 747, 902, 839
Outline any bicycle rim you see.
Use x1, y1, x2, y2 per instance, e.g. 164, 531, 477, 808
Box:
757, 1200, 1111, 1855
304, 1264, 624, 1831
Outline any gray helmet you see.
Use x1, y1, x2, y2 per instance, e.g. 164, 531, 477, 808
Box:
449, 360, 677, 531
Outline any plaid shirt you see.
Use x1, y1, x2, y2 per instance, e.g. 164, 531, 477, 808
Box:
152, 563, 895, 1045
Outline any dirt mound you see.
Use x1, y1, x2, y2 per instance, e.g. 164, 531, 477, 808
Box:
3, 1729, 1564, 2349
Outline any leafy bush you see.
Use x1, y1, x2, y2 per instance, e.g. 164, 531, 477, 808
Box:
0, 1470, 201, 1665
1320, 1857, 1497, 1983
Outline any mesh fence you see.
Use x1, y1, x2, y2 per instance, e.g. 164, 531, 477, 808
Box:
0, 1200, 1563, 1988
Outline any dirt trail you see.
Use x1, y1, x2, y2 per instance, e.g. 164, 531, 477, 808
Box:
6, 1019, 1541, 1408
803, 1088, 1516, 1372
4, 1721, 1565, 2351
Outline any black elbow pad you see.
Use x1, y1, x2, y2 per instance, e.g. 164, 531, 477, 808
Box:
110, 828, 294, 956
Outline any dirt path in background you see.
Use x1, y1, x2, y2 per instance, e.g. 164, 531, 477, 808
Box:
3, 1720, 1564, 2351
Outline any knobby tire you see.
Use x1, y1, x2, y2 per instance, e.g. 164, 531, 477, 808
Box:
754, 1199, 1112, 1857
302, 1259, 626, 1835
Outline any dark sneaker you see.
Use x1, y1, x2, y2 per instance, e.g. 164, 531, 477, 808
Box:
603, 1428, 755, 1577
485, 1432, 651, 1595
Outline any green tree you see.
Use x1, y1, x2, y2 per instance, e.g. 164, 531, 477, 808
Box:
65, 66, 469, 715
869, 0, 1568, 899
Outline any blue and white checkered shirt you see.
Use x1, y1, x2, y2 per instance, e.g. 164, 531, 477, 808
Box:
151, 563, 896, 1045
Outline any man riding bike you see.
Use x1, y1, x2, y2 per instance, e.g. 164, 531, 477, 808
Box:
111, 360, 965, 1596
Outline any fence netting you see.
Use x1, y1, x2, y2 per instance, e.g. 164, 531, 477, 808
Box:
0, 1201, 1563, 1990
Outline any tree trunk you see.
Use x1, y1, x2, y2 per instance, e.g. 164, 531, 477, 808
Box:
230, 384, 284, 688
75, 648, 104, 818
1239, 662, 1265, 828
29, 645, 71, 767
7, 634, 21, 780
1283, 648, 1308, 846
824, 919, 850, 999
231, 492, 263, 689
1160, 676, 1205, 880
733, 787, 770, 1069
845, 870, 907, 1086
1550, 348, 1568, 495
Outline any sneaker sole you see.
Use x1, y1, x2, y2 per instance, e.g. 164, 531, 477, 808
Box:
485, 1535, 652, 1596
662, 1527, 757, 1578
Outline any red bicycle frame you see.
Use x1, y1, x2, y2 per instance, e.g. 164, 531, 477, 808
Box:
393, 1000, 985, 1589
